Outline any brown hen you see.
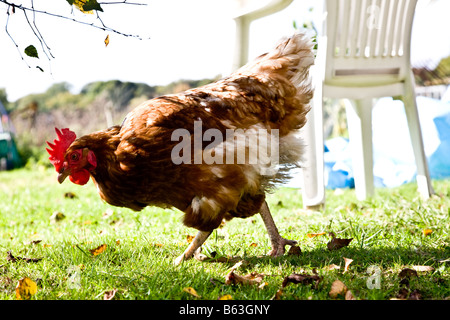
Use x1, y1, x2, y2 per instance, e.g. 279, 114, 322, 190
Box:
46, 32, 314, 264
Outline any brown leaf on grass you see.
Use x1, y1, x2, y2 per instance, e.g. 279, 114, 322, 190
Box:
186, 235, 195, 243
249, 242, 258, 247
345, 290, 356, 300
183, 287, 201, 298
26, 240, 42, 246
327, 233, 353, 251
7, 251, 42, 263
271, 289, 283, 300
64, 192, 77, 199
306, 232, 327, 238
89, 244, 107, 256
343, 257, 353, 273
323, 264, 340, 271
15, 277, 37, 300
50, 211, 66, 222
399, 268, 418, 279
396, 287, 409, 300
329, 279, 347, 299
408, 289, 423, 300
281, 272, 322, 289
287, 245, 302, 256
225, 270, 265, 286
104, 289, 117, 300
395, 288, 423, 300
422, 229, 433, 236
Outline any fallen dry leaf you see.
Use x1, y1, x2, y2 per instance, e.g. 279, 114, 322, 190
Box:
89, 244, 107, 256
306, 232, 327, 238
104, 289, 117, 300
395, 288, 423, 300
50, 211, 66, 222
396, 287, 409, 300
408, 289, 423, 300
153, 243, 164, 247
15, 277, 37, 300
399, 268, 418, 279
411, 265, 434, 272
345, 290, 356, 300
64, 192, 77, 199
281, 272, 322, 289
186, 235, 195, 243
218, 294, 233, 300
327, 233, 353, 251
249, 242, 258, 247
225, 270, 264, 286
26, 240, 42, 246
183, 287, 201, 298
329, 279, 347, 299
422, 229, 433, 236
7, 251, 42, 263
287, 245, 302, 256
323, 264, 340, 271
271, 289, 283, 300
343, 257, 353, 273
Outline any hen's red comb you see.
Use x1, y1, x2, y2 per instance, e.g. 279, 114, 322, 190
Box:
46, 128, 77, 172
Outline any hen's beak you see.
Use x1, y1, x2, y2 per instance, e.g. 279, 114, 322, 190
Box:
57, 166, 71, 184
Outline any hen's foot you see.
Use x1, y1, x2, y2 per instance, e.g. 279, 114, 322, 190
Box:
259, 200, 298, 257
174, 247, 208, 265
268, 238, 297, 257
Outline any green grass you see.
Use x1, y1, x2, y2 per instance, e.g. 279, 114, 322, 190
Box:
0, 168, 449, 300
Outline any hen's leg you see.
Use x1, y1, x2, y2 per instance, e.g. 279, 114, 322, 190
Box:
174, 230, 212, 265
259, 201, 297, 256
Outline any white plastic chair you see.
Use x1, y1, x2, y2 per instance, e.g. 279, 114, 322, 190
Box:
302, 0, 435, 209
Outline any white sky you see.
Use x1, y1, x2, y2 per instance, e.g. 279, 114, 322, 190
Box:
0, 0, 449, 102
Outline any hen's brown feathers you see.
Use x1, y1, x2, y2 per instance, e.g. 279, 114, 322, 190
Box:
66, 33, 314, 231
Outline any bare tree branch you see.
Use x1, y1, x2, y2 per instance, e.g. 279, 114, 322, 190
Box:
5, 7, 31, 68
1, 0, 148, 38
1, 0, 149, 69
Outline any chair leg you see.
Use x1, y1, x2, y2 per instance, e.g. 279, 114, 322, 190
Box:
301, 90, 325, 210
402, 74, 434, 199
345, 98, 375, 200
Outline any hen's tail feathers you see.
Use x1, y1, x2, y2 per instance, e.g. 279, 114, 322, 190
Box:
240, 32, 315, 90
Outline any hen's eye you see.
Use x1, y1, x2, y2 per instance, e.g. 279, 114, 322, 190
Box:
70, 153, 79, 161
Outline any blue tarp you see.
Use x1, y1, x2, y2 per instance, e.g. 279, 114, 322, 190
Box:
325, 94, 450, 189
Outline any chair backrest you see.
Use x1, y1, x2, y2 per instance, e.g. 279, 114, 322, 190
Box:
321, 0, 418, 87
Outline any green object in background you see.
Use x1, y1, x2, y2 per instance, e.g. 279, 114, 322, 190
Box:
0, 132, 22, 170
